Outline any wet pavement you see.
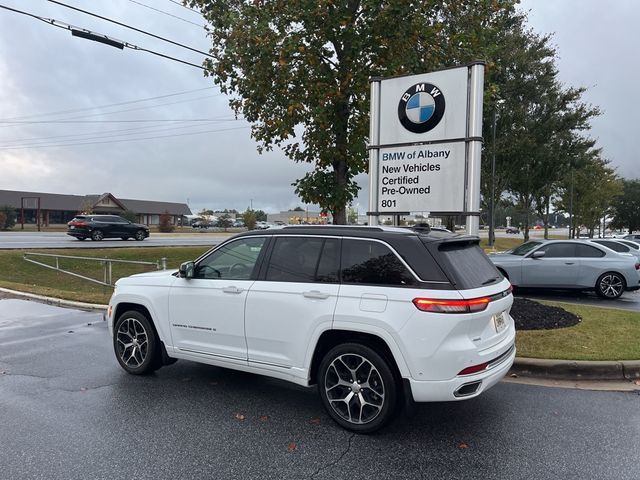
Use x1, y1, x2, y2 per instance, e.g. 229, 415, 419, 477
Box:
516, 288, 640, 312
1, 298, 639, 480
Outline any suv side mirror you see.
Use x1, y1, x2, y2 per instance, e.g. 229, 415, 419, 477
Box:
179, 261, 195, 279
531, 250, 546, 259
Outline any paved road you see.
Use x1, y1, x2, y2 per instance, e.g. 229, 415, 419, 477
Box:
0, 231, 230, 249
1, 299, 639, 480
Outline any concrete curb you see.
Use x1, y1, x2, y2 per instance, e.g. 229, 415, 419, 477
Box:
511, 357, 640, 381
0, 287, 107, 311
2, 287, 639, 381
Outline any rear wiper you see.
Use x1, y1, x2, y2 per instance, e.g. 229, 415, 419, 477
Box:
482, 277, 498, 285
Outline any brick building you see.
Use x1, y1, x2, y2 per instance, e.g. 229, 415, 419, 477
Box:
0, 190, 191, 226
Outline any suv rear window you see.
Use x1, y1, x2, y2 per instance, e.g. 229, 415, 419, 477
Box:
437, 241, 501, 289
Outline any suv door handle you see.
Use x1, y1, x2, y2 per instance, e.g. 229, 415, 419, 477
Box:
223, 286, 244, 294
565, 262, 575, 265
303, 290, 330, 300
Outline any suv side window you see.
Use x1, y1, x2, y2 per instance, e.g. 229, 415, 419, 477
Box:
265, 237, 339, 283
195, 237, 266, 280
341, 239, 416, 286
536, 243, 576, 258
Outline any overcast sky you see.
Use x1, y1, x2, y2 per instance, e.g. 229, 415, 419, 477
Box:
0, 1, 637, 215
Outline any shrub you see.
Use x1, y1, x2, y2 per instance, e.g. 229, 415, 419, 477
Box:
0, 205, 17, 230
158, 211, 175, 233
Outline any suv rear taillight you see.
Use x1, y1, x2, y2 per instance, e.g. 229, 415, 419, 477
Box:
635, 263, 640, 271
412, 296, 490, 313
68, 221, 86, 227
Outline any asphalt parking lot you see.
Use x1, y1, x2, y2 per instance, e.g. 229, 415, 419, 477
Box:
1, 298, 639, 480
516, 288, 640, 312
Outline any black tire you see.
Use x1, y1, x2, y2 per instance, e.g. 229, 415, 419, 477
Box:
76, 237, 86, 241
318, 343, 398, 433
91, 229, 104, 241
113, 310, 161, 375
134, 229, 146, 241
595, 272, 626, 299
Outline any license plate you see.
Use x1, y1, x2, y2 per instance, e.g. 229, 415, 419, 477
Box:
70, 226, 75, 229
493, 312, 507, 333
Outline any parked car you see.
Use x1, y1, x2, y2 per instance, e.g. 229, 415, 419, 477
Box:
108, 226, 515, 433
67, 215, 149, 241
192, 220, 214, 229
505, 227, 520, 234
587, 239, 640, 261
623, 234, 640, 241
489, 240, 640, 299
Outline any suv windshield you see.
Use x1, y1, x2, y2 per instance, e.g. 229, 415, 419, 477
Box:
508, 241, 542, 256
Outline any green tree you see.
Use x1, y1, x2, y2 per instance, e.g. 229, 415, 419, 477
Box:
158, 211, 175, 233
347, 206, 358, 224
121, 210, 138, 223
254, 209, 267, 222
0, 205, 17, 230
482, 19, 600, 241
191, 0, 519, 223
555, 156, 622, 237
216, 213, 233, 231
610, 179, 640, 234
243, 209, 257, 230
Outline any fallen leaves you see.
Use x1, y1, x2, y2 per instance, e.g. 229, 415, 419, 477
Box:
309, 418, 321, 425
259, 415, 269, 422
234, 413, 247, 421
457, 442, 470, 449
287, 442, 297, 452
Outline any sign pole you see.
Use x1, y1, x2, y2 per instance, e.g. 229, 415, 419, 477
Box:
465, 63, 485, 236
368, 78, 381, 226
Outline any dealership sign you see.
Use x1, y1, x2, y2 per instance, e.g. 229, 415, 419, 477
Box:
367, 63, 485, 233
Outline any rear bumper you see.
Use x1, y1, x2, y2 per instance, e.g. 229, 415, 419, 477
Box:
67, 231, 89, 238
407, 342, 516, 402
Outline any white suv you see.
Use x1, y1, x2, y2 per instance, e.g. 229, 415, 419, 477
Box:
108, 226, 515, 433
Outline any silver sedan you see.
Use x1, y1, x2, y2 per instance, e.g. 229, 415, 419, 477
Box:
489, 240, 640, 299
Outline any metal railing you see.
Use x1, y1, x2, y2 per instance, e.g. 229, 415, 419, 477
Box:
23, 252, 167, 287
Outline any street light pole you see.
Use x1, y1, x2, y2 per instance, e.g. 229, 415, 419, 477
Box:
489, 106, 498, 247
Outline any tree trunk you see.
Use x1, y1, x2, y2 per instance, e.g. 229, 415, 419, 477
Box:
332, 205, 347, 225
543, 197, 550, 240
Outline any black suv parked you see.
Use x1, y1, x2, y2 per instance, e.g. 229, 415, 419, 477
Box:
67, 215, 150, 241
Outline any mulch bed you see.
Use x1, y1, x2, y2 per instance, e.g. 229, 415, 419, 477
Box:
510, 297, 581, 330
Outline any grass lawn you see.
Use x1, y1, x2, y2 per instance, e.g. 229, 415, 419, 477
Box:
516, 301, 640, 361
0, 246, 209, 304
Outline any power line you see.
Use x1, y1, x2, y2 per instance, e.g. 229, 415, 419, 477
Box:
127, 0, 204, 28
20, 93, 223, 122
166, 0, 201, 14
1, 87, 215, 121
47, 0, 213, 58
1, 120, 242, 148
0, 125, 251, 151
0, 118, 241, 147
0, 4, 206, 70
0, 119, 232, 124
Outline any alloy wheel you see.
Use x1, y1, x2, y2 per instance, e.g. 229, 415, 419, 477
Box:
116, 317, 149, 368
324, 353, 385, 425
599, 274, 624, 298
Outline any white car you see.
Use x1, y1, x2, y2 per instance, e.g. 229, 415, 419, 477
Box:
108, 226, 515, 433
489, 240, 640, 299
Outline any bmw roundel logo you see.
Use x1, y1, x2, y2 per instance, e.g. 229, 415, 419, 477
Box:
397, 83, 446, 134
